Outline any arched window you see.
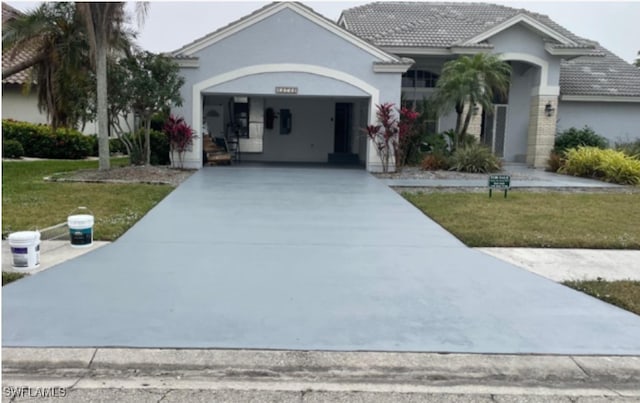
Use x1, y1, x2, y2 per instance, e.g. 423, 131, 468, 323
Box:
401, 69, 439, 88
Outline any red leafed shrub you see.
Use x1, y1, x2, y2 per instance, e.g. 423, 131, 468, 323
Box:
163, 115, 196, 168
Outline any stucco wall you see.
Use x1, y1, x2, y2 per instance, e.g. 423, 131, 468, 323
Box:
488, 23, 561, 90
240, 97, 334, 162
504, 61, 535, 162
2, 84, 131, 136
2, 86, 48, 125
557, 101, 640, 144
205, 72, 370, 97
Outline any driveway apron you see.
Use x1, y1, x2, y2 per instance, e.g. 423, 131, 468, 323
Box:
3, 167, 640, 354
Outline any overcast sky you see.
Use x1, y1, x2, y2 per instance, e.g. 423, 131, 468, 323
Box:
7, 1, 640, 63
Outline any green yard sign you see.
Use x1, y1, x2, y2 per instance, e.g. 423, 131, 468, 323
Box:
488, 175, 511, 198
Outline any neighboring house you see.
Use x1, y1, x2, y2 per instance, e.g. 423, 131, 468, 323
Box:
1, 3, 104, 135
1, 3, 48, 126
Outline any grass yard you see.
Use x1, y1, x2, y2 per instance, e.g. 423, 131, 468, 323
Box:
2, 159, 174, 241
404, 192, 640, 249
2, 272, 25, 286
565, 280, 640, 316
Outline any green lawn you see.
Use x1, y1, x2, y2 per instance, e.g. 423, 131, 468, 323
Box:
404, 192, 640, 249
564, 280, 640, 316
2, 272, 25, 286
2, 159, 174, 241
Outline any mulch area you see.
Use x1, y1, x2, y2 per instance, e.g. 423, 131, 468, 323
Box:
46, 165, 195, 187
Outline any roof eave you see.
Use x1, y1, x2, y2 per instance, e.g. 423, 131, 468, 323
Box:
372, 58, 415, 73
173, 58, 200, 68
450, 46, 493, 55
545, 43, 599, 57
561, 95, 640, 103
381, 46, 452, 56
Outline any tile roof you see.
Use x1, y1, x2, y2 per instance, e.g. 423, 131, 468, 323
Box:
2, 3, 37, 85
341, 2, 640, 98
340, 2, 590, 48
560, 45, 640, 98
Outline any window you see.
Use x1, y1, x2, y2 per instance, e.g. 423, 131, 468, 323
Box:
401, 69, 439, 88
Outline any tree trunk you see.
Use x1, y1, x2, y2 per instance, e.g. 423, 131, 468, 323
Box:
145, 117, 151, 165
2, 53, 45, 78
96, 36, 110, 171
454, 102, 465, 149
460, 107, 474, 146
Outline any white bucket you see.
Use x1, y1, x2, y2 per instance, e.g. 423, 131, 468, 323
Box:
8, 231, 41, 271
68, 214, 94, 248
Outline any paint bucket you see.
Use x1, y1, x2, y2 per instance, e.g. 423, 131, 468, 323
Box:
68, 207, 94, 248
8, 231, 41, 270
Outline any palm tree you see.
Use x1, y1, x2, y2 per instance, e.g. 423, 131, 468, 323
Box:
433, 53, 511, 148
2, 3, 93, 130
76, 2, 147, 171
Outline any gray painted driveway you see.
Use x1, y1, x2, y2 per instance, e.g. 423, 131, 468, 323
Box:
3, 166, 640, 354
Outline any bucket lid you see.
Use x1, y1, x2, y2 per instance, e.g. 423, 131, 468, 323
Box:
68, 214, 94, 225
8, 231, 40, 242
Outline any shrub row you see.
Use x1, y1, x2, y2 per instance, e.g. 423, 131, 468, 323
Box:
420, 143, 502, 173
2, 120, 170, 165
2, 119, 92, 159
561, 147, 640, 185
3, 139, 25, 158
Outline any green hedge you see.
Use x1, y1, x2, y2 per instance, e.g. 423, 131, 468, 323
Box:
554, 126, 608, 154
2, 119, 92, 159
3, 139, 25, 158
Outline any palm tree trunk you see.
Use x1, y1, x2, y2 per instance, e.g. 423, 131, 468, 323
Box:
454, 102, 465, 149
2, 54, 45, 78
145, 117, 151, 165
460, 107, 474, 145
96, 35, 110, 171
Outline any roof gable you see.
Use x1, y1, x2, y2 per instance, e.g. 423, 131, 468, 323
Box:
459, 13, 576, 47
172, 2, 400, 63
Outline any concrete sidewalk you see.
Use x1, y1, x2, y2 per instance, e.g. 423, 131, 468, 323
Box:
478, 248, 640, 282
2, 240, 109, 274
3, 348, 640, 402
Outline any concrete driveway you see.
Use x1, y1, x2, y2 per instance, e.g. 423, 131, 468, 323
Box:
3, 166, 640, 354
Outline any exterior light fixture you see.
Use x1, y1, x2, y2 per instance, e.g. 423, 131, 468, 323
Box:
544, 102, 555, 117
472, 104, 480, 116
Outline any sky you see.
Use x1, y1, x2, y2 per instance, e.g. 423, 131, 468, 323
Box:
7, 1, 640, 64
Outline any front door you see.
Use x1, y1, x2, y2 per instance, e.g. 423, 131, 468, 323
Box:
334, 103, 353, 153
205, 104, 224, 138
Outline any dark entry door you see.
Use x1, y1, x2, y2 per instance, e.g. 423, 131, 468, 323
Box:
334, 103, 353, 153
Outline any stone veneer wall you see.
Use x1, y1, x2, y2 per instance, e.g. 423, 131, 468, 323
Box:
527, 95, 557, 168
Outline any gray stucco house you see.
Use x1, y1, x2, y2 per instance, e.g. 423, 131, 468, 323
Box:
170, 1, 640, 171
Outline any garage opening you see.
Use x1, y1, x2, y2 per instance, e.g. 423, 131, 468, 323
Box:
201, 94, 369, 167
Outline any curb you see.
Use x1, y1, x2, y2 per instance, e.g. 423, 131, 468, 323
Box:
3, 349, 640, 395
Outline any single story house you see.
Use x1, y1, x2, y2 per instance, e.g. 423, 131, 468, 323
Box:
167, 1, 637, 171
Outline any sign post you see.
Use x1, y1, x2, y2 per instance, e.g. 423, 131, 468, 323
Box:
488, 175, 511, 198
